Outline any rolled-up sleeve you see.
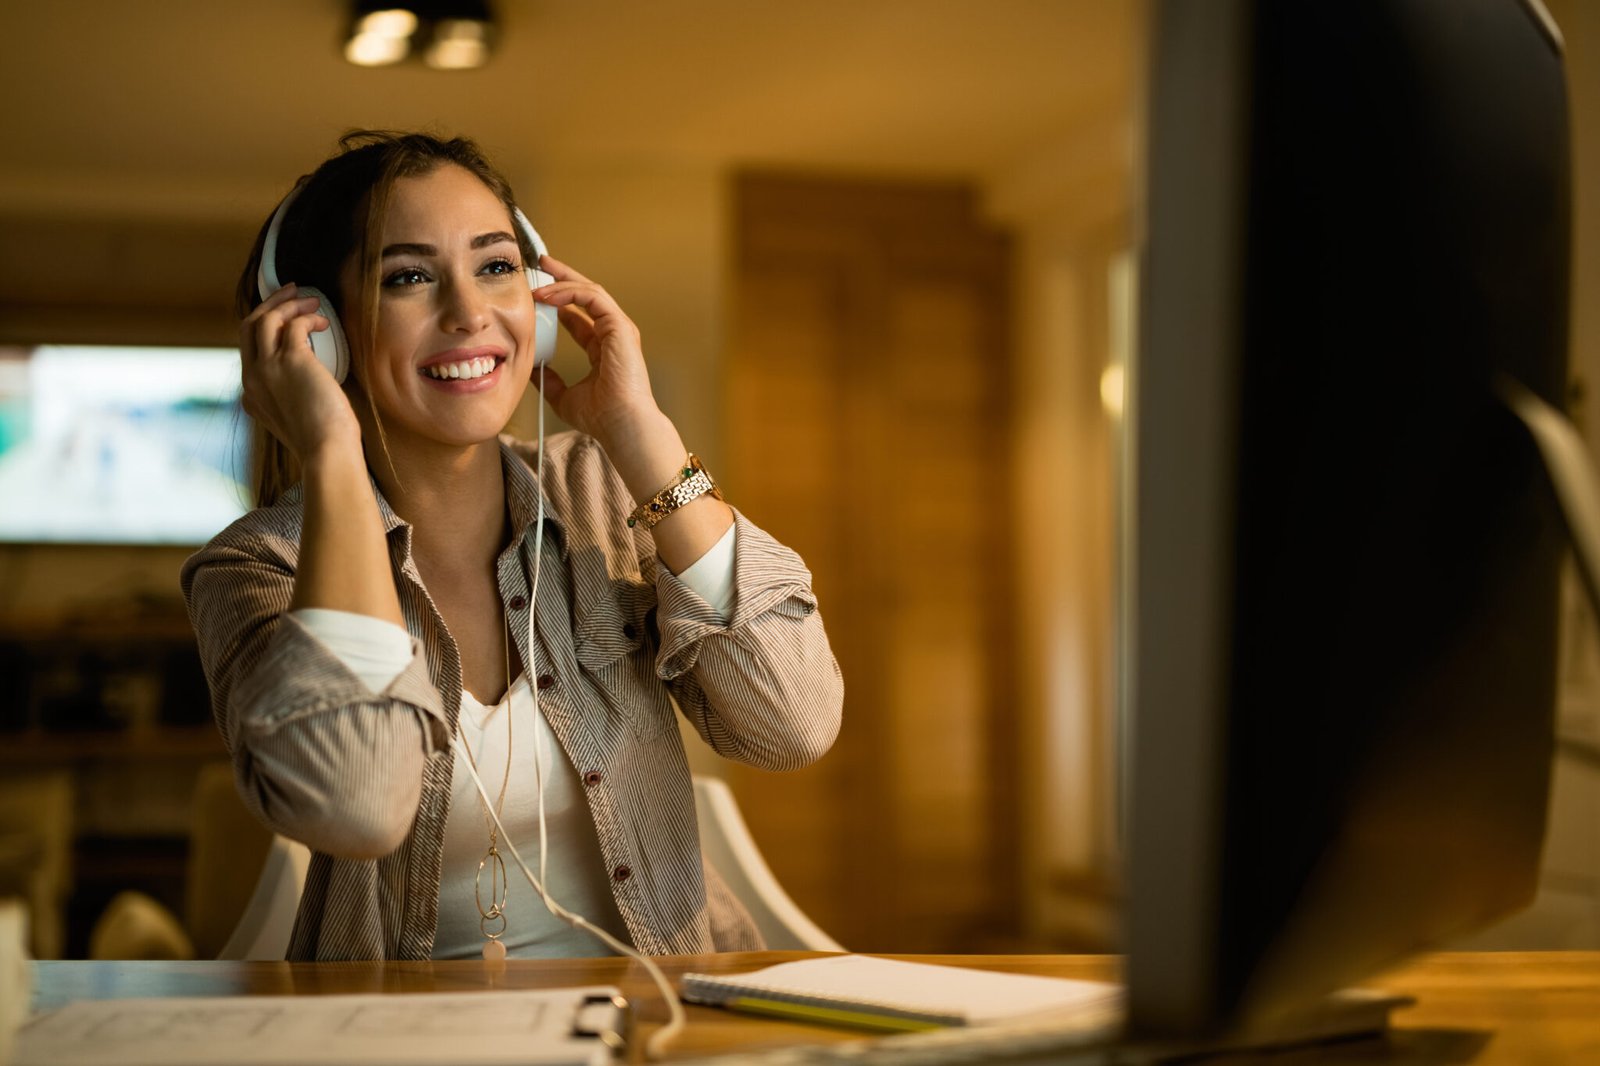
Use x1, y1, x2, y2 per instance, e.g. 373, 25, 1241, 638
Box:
181, 540, 446, 860
654, 509, 844, 770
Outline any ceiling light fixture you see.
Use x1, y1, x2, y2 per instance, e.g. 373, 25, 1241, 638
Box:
344, 1, 497, 70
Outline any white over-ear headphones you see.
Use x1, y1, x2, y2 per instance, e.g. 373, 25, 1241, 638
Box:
256, 182, 558, 382
515, 206, 560, 370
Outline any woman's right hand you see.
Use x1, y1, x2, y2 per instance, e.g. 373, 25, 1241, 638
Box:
240, 284, 361, 460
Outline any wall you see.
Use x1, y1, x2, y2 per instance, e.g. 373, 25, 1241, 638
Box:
985, 112, 1135, 949
506, 161, 731, 470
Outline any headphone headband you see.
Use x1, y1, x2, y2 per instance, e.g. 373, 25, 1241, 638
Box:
257, 179, 303, 301
256, 180, 349, 381
513, 206, 549, 263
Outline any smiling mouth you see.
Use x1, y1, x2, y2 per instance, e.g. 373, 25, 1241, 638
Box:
422, 355, 502, 381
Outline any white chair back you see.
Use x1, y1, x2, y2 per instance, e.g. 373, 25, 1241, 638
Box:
692, 775, 844, 952
216, 835, 309, 961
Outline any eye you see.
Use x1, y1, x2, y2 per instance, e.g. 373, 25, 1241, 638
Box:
382, 266, 431, 288
480, 257, 519, 277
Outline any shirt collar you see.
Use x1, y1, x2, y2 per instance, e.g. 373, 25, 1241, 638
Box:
498, 436, 568, 559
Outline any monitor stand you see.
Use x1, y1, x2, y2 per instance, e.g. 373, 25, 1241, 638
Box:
1502, 376, 1600, 633
1123, 987, 1414, 1062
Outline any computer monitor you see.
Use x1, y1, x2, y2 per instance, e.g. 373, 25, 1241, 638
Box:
1125, 0, 1571, 1038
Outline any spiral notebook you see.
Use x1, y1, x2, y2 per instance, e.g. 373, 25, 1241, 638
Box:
679, 955, 1122, 1033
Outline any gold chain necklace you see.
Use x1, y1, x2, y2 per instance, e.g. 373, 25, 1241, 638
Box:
460, 613, 514, 961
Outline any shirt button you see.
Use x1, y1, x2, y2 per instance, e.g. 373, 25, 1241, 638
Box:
622, 623, 637, 640
536, 673, 556, 691
612, 865, 631, 882
508, 594, 528, 610
583, 770, 603, 787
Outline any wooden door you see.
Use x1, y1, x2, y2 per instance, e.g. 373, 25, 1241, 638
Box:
724, 174, 1016, 952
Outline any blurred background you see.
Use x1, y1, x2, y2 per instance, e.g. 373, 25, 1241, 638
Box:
0, 0, 1597, 961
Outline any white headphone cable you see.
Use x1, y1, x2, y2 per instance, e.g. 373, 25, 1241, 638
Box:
450, 355, 688, 1061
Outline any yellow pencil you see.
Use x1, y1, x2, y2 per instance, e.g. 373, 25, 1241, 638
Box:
723, 996, 950, 1033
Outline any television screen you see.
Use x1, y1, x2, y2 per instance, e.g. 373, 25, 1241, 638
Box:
0, 345, 249, 545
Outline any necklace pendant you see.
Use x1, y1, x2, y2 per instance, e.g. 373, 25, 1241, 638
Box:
482, 937, 508, 962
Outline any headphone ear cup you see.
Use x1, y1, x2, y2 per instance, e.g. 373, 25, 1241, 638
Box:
299, 286, 350, 383
533, 302, 558, 368
527, 266, 557, 367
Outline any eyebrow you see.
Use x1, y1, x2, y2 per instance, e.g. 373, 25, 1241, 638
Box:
379, 231, 519, 258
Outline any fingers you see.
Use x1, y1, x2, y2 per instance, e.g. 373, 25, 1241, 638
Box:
243, 283, 308, 332
532, 256, 627, 322
281, 311, 331, 354
531, 362, 569, 405
235, 283, 362, 460
530, 260, 648, 400
535, 280, 639, 369
536, 254, 591, 285
243, 285, 329, 366
557, 304, 597, 352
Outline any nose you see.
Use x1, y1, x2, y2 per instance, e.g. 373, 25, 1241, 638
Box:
439, 274, 490, 334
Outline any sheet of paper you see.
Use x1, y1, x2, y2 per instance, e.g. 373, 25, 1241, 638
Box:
14, 987, 624, 1066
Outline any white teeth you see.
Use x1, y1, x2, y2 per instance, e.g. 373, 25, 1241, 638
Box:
425, 357, 497, 381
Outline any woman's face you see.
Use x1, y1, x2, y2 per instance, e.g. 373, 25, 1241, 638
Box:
342, 163, 536, 454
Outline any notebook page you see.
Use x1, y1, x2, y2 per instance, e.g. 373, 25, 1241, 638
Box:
684, 955, 1119, 1025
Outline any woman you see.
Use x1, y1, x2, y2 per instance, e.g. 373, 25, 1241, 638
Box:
181, 131, 843, 962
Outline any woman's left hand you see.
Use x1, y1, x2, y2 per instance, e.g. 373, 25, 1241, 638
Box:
530, 255, 661, 450
532, 254, 734, 563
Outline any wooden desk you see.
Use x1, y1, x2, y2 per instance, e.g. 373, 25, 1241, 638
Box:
26, 951, 1600, 1063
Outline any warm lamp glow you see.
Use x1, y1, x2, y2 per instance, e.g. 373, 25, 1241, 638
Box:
356, 8, 418, 36
1100, 364, 1126, 420
345, 30, 411, 66
345, 2, 496, 70
424, 20, 490, 69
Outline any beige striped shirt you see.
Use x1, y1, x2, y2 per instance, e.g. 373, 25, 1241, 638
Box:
180, 432, 843, 960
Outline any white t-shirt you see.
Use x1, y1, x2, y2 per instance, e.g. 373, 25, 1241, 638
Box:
292, 522, 736, 958
433, 670, 630, 957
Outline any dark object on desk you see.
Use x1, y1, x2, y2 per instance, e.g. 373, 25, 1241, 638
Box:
1129, 0, 1568, 1041
573, 992, 631, 1055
